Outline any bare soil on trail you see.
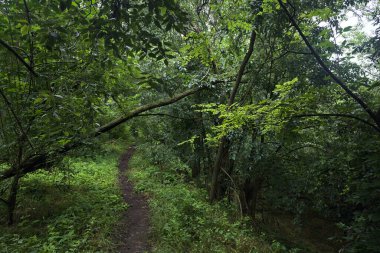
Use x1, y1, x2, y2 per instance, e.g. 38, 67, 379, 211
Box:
115, 146, 151, 253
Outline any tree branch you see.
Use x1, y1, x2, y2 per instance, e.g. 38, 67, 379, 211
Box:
23, 0, 34, 69
0, 87, 205, 181
278, 0, 380, 129
291, 113, 380, 133
94, 86, 204, 136
0, 198, 8, 206
0, 39, 38, 77
0, 89, 35, 149
228, 29, 257, 105
137, 113, 200, 121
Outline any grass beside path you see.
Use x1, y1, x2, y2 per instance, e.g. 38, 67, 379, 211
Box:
128, 145, 300, 253
0, 141, 126, 253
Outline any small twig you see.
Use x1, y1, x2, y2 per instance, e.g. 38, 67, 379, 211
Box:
111, 95, 128, 114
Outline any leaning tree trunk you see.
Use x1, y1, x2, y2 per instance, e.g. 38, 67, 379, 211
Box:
209, 29, 257, 201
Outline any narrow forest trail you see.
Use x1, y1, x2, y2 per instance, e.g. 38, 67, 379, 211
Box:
115, 146, 151, 253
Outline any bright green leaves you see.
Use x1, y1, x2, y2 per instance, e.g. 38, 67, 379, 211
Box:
20, 25, 29, 36
195, 77, 341, 144
273, 77, 299, 99
180, 32, 215, 67
177, 135, 199, 151
258, 0, 283, 16
226, 19, 252, 33
17, 23, 40, 36
196, 102, 258, 144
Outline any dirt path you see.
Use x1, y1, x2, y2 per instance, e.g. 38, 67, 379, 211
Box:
115, 146, 151, 253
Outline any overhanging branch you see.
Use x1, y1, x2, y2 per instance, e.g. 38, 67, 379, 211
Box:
0, 86, 205, 181
278, 0, 380, 129
94, 86, 204, 136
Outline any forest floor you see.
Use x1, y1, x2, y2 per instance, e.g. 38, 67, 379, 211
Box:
115, 146, 151, 253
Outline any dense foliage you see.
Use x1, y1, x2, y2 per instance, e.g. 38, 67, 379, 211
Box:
1, 0, 380, 252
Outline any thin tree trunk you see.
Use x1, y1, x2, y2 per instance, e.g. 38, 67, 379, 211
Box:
7, 137, 24, 225
191, 142, 201, 179
7, 174, 20, 225
248, 177, 263, 219
199, 114, 210, 181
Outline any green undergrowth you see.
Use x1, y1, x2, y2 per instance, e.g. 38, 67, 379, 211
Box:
129, 145, 299, 253
0, 140, 126, 253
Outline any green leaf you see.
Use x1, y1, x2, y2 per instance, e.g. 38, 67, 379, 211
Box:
319, 40, 335, 49
20, 25, 29, 36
